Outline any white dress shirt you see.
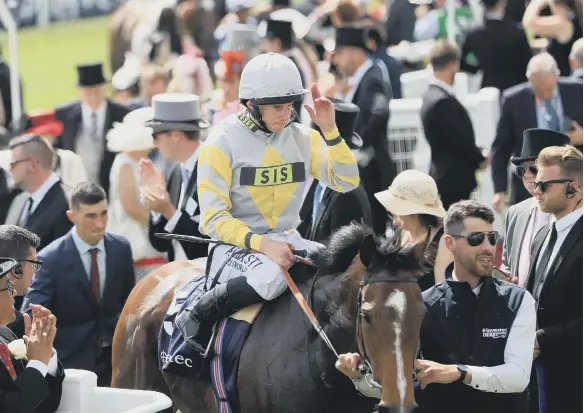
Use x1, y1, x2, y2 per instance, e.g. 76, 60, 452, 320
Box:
345, 59, 374, 103
17, 173, 60, 223
71, 228, 107, 297
536, 207, 583, 274
465, 283, 536, 393
27, 349, 59, 377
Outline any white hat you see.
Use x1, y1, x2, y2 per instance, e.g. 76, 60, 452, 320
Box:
238, 53, 307, 104
226, 0, 254, 12
107, 107, 155, 153
374, 170, 446, 218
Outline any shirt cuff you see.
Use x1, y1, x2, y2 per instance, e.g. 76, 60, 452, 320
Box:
27, 359, 49, 377
466, 365, 491, 391
151, 211, 162, 224
164, 210, 183, 233
47, 350, 58, 377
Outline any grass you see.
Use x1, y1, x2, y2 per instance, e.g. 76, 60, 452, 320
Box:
0, 16, 110, 111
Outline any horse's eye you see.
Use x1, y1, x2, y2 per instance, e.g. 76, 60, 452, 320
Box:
361, 312, 372, 325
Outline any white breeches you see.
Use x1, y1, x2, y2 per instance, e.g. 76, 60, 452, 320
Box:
206, 230, 322, 300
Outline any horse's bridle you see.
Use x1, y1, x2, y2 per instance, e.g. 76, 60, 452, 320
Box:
355, 274, 419, 390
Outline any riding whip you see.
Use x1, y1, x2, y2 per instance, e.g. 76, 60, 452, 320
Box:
154, 233, 309, 257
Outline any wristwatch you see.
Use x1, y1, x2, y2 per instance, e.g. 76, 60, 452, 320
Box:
456, 365, 468, 383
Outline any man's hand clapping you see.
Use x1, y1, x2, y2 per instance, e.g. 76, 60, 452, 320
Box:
23, 305, 56, 365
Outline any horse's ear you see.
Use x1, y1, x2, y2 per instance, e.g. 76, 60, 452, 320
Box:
359, 234, 378, 268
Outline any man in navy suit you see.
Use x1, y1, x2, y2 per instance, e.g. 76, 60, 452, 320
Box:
22, 182, 135, 386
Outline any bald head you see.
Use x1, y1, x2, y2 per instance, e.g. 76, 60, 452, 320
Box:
526, 53, 560, 100
526, 53, 560, 78
570, 38, 583, 70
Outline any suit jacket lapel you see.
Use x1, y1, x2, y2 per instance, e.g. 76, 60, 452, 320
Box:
300, 179, 318, 224
311, 187, 333, 239
5, 192, 27, 225
63, 103, 82, 150
526, 225, 549, 291
168, 166, 182, 207
101, 235, 116, 309
25, 181, 60, 225
181, 163, 198, 210
543, 216, 583, 290
65, 233, 96, 305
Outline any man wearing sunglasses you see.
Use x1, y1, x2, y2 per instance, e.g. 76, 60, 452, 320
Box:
0, 225, 42, 339
502, 129, 570, 288
0, 259, 64, 413
526, 145, 582, 413
336, 201, 536, 413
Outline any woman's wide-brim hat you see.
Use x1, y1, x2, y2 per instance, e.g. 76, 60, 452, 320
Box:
510, 128, 571, 165
374, 170, 446, 218
107, 107, 156, 153
146, 93, 210, 133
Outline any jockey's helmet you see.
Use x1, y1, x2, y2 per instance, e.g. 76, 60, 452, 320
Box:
238, 53, 307, 105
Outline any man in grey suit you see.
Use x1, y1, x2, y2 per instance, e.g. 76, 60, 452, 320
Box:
502, 128, 570, 287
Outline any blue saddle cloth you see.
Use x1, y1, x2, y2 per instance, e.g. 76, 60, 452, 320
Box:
157, 274, 255, 413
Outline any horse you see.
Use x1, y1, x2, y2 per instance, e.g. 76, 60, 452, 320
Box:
112, 223, 427, 413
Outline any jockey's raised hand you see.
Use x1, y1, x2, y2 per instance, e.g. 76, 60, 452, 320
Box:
259, 238, 296, 268
304, 83, 336, 134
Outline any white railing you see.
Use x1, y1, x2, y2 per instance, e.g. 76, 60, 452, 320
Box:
57, 369, 172, 413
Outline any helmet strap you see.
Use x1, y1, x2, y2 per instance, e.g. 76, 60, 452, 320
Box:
247, 103, 299, 134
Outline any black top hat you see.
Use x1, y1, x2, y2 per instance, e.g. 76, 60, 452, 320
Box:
264, 19, 294, 47
272, 0, 291, 6
511, 128, 570, 165
311, 97, 363, 149
334, 26, 371, 52
77, 63, 107, 87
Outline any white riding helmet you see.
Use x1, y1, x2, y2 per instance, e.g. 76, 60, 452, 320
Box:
238, 53, 308, 105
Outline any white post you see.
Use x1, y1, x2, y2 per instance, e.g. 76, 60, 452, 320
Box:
0, 0, 21, 131
446, 0, 457, 44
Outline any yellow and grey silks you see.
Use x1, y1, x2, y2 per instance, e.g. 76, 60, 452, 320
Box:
198, 110, 360, 250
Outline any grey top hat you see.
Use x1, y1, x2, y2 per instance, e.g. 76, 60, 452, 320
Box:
147, 93, 210, 133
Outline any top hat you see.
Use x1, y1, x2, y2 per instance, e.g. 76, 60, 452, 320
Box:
333, 26, 371, 52
511, 128, 570, 165
146, 93, 210, 133
221, 23, 262, 53
77, 63, 107, 87
311, 97, 363, 149
262, 19, 294, 47
24, 110, 64, 137
272, 0, 291, 6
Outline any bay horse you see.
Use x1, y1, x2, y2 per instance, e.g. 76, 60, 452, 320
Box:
112, 224, 427, 413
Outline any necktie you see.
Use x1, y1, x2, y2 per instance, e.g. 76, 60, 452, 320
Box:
534, 223, 557, 294
90, 248, 101, 304
0, 343, 17, 380
543, 100, 560, 132
18, 197, 33, 226
312, 184, 323, 230
90, 112, 98, 139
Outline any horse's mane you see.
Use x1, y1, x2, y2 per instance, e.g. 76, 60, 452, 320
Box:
310, 222, 428, 278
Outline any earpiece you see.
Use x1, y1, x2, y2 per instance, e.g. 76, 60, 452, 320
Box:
566, 184, 577, 196
13, 264, 22, 276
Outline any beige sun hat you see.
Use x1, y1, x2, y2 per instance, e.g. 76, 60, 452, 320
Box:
374, 170, 446, 218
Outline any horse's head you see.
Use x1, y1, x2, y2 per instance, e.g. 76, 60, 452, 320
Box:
356, 230, 427, 413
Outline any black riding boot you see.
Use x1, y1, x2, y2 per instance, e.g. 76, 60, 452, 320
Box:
174, 276, 265, 356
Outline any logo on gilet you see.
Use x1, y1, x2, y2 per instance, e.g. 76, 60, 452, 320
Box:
482, 328, 508, 339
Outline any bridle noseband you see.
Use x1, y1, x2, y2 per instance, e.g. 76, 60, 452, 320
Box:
356, 274, 419, 390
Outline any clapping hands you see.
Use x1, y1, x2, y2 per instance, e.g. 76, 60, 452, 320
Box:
23, 304, 56, 365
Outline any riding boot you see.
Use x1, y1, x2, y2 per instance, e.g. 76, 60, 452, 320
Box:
174, 276, 265, 356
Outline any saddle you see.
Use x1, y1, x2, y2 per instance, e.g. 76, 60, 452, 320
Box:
157, 256, 316, 413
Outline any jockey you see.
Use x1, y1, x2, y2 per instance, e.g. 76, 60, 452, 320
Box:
175, 52, 360, 355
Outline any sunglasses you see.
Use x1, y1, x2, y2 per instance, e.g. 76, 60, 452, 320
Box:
515, 165, 538, 178
10, 259, 43, 279
9, 158, 32, 168
533, 179, 572, 193
450, 231, 500, 247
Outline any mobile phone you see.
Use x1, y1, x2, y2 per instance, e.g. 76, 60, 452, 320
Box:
563, 116, 574, 132
492, 267, 510, 281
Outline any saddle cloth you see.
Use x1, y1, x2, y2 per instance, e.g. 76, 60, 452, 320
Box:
158, 270, 263, 413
